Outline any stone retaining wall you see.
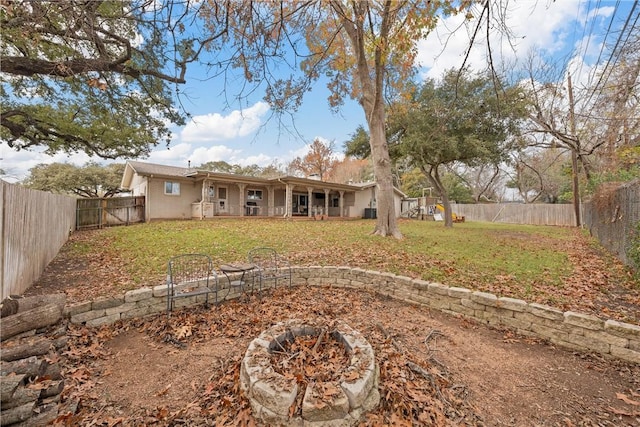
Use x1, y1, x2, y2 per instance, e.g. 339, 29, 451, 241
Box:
65, 267, 640, 364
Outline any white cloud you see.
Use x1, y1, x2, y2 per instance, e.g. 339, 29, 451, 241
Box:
180, 102, 270, 143
416, 0, 586, 79
191, 145, 242, 164
146, 142, 194, 166
288, 144, 311, 159
236, 153, 272, 167
1, 142, 93, 183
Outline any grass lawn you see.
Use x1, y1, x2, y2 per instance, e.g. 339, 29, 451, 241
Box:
44, 218, 639, 323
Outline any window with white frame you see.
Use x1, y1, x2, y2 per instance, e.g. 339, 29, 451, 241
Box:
164, 181, 180, 195
247, 189, 263, 200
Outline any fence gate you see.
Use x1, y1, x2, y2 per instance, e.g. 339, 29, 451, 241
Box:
76, 196, 145, 230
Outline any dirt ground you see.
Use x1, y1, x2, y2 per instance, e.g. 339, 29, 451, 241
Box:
56, 287, 640, 426
21, 227, 640, 425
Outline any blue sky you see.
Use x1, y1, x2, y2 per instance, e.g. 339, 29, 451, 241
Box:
1, 0, 634, 183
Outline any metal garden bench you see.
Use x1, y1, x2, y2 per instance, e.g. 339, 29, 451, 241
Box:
248, 247, 292, 291
166, 254, 218, 314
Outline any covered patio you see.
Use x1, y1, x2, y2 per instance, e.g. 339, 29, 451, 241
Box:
186, 171, 359, 219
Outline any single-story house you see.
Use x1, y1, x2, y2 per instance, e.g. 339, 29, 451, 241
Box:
120, 161, 406, 221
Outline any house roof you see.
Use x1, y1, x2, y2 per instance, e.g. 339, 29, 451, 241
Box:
126, 160, 190, 177
122, 160, 364, 192
121, 160, 192, 188
121, 160, 404, 195
351, 181, 408, 198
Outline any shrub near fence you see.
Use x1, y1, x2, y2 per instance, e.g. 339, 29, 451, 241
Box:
1, 181, 76, 299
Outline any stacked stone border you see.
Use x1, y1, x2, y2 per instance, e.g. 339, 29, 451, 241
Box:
65, 266, 640, 364
240, 319, 380, 426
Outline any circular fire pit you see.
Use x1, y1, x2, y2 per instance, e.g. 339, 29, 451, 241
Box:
240, 319, 379, 426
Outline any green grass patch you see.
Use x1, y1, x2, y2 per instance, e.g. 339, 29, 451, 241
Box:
93, 219, 578, 293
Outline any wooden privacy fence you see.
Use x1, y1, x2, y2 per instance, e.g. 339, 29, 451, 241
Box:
453, 203, 578, 226
1, 181, 76, 299
76, 196, 145, 230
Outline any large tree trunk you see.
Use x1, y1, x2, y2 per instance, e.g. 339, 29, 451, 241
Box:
423, 165, 453, 227
334, 1, 401, 239
368, 104, 401, 238
1, 294, 65, 318
0, 300, 65, 342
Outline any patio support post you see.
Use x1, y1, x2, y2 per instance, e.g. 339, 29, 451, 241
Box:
307, 187, 313, 218
339, 191, 345, 218
199, 180, 206, 220
268, 186, 274, 217
238, 183, 246, 217
324, 189, 330, 217
285, 184, 292, 218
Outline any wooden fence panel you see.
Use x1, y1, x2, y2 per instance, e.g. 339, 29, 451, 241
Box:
453, 203, 578, 226
76, 196, 144, 229
1, 182, 76, 299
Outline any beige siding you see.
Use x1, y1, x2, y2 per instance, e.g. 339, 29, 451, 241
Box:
147, 178, 201, 220
353, 187, 375, 217
130, 174, 147, 196
394, 193, 403, 218
351, 187, 403, 218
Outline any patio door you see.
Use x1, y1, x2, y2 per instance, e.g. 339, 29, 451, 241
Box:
218, 186, 228, 214
293, 193, 308, 215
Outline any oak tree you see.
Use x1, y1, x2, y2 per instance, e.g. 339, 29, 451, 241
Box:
24, 162, 126, 197
197, 1, 476, 237
1, 1, 223, 158
395, 69, 525, 227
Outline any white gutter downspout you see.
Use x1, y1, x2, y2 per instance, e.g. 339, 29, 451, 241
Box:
146, 175, 152, 222
277, 178, 290, 218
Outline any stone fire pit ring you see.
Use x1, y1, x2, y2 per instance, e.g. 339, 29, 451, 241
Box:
240, 319, 380, 426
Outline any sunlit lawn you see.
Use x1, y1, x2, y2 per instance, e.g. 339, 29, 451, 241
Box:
73, 219, 585, 295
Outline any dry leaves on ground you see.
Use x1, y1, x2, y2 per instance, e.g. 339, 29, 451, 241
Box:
50, 287, 640, 427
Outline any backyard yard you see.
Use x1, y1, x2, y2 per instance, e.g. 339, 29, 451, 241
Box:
29, 218, 640, 323
25, 219, 640, 426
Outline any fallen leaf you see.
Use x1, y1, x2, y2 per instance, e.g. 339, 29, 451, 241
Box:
616, 392, 640, 406
155, 383, 171, 397
176, 325, 192, 339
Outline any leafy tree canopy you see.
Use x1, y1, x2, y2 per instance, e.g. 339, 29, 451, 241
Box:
198, 160, 284, 178
400, 167, 474, 203
288, 138, 338, 181
399, 168, 429, 198
0, 1, 219, 158
24, 162, 126, 197
344, 125, 372, 160
329, 156, 373, 184
394, 68, 527, 225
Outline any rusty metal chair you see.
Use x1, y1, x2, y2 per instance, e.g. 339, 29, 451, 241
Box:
166, 254, 217, 314
248, 247, 292, 292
